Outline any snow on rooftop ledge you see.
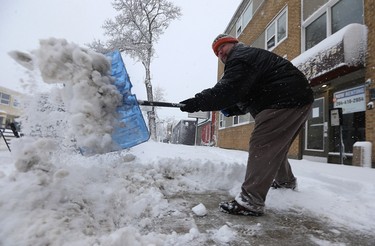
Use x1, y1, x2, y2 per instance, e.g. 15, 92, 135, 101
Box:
292, 23, 368, 69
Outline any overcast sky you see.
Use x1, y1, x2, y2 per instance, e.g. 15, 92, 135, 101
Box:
0, 0, 241, 119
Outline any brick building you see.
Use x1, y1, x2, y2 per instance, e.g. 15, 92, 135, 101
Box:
214, 0, 374, 167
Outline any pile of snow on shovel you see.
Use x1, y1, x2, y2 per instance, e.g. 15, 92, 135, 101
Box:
9, 38, 122, 161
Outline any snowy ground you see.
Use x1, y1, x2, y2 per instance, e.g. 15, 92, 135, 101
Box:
1, 141, 374, 246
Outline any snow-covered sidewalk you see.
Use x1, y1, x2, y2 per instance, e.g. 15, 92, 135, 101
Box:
0, 141, 374, 245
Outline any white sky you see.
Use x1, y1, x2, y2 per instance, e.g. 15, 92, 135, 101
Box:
0, 0, 242, 119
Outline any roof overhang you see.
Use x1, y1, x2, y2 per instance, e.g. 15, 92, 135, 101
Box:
292, 24, 368, 87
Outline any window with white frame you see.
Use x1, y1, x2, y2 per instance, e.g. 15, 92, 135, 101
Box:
0, 92, 11, 105
305, 13, 327, 50
243, 2, 253, 27
331, 0, 363, 33
235, 114, 253, 125
303, 0, 364, 51
220, 112, 254, 129
266, 8, 288, 50
219, 113, 224, 128
236, 1, 254, 37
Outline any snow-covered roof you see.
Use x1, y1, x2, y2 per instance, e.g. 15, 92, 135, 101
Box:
292, 24, 368, 81
0, 110, 7, 114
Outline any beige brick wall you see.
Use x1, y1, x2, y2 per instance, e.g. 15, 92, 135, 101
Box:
217, 120, 254, 151
217, 114, 301, 159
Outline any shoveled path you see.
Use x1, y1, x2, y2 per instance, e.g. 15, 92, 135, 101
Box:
157, 191, 374, 246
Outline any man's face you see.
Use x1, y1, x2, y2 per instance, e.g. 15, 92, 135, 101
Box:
217, 43, 235, 64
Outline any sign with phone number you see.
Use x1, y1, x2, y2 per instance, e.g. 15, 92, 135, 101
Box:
333, 86, 365, 114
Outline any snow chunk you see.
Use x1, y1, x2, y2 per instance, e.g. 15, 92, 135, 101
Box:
8, 51, 34, 70
12, 137, 57, 173
192, 203, 207, 216
212, 225, 236, 243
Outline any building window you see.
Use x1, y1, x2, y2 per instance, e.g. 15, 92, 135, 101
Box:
305, 13, 327, 50
302, 0, 327, 21
266, 8, 288, 50
233, 116, 239, 125
220, 112, 254, 129
234, 114, 254, 125
277, 11, 287, 41
236, 1, 254, 37
0, 93, 11, 105
303, 0, 364, 51
242, 2, 253, 27
219, 113, 224, 128
266, 23, 276, 49
331, 0, 364, 34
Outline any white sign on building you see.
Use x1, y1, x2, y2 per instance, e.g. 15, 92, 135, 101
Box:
333, 86, 366, 114
188, 111, 210, 119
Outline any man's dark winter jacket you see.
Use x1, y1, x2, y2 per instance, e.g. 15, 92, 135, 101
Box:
194, 43, 314, 117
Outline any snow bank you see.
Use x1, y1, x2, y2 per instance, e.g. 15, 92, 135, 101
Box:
0, 141, 247, 245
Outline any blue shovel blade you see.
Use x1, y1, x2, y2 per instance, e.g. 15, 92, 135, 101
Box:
107, 50, 150, 150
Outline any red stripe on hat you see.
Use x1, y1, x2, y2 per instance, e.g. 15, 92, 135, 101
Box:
212, 37, 239, 56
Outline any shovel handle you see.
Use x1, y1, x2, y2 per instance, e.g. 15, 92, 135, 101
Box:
137, 100, 185, 108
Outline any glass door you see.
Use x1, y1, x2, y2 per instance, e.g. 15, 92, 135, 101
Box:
305, 97, 325, 152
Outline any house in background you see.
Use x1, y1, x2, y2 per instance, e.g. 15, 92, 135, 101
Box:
196, 113, 217, 146
213, 0, 374, 167
171, 119, 196, 145
0, 85, 23, 129
0, 85, 23, 150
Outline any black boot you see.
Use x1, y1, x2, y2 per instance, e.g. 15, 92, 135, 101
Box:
271, 178, 297, 190
219, 200, 263, 216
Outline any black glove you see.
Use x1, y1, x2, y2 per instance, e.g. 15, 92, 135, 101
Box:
179, 98, 200, 113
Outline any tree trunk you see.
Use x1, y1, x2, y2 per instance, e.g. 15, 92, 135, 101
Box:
144, 62, 157, 141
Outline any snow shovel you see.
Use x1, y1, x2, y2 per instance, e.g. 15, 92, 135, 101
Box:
107, 51, 184, 150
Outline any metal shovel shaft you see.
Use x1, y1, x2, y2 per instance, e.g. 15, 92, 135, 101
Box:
137, 100, 185, 108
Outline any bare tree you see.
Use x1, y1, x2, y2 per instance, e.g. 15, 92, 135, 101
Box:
153, 85, 166, 102
153, 85, 166, 140
88, 0, 181, 141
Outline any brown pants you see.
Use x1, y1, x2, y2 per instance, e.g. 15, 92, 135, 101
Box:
241, 104, 312, 207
